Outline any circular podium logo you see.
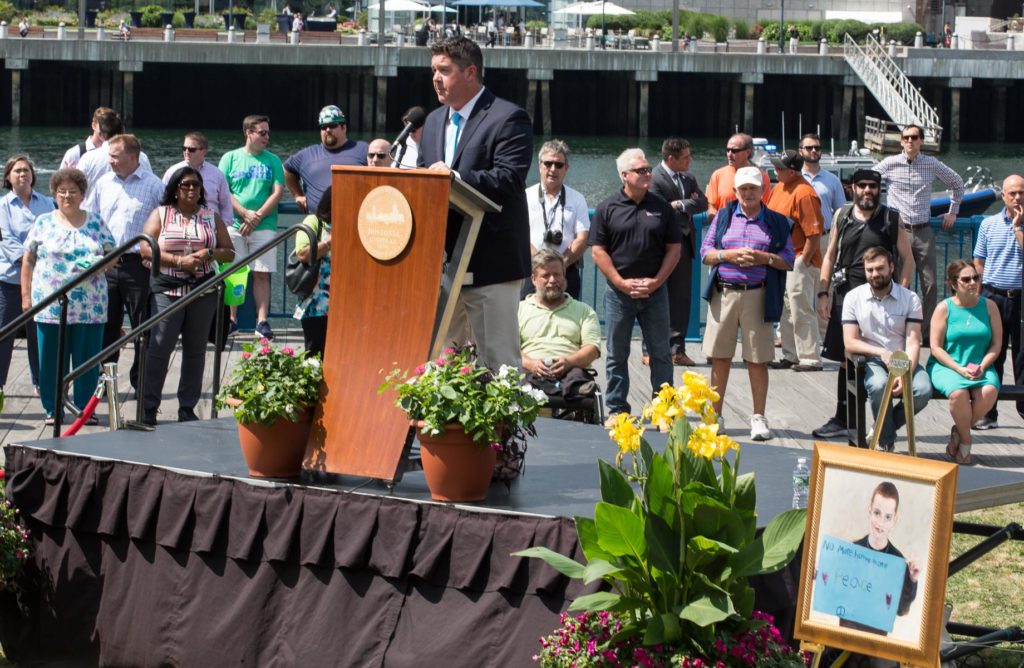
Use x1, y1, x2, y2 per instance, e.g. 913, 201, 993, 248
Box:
357, 185, 414, 261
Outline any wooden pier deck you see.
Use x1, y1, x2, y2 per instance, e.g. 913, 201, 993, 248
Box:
2, 331, 1023, 476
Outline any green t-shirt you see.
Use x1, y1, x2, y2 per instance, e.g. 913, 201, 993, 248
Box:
218, 148, 285, 232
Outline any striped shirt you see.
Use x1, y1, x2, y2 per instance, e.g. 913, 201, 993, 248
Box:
155, 205, 218, 297
875, 152, 964, 226
842, 281, 923, 352
974, 208, 1023, 290
84, 166, 165, 252
700, 205, 796, 285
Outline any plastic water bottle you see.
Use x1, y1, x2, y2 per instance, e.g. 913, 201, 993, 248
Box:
792, 457, 809, 509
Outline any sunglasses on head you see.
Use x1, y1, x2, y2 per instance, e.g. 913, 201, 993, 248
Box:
542, 160, 565, 169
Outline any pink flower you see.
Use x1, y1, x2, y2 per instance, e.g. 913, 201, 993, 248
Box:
281, 347, 294, 356
0, 469, 5, 480
260, 346, 272, 355
435, 357, 447, 366
260, 337, 269, 345
459, 365, 473, 374
241, 352, 251, 360
489, 442, 501, 451
414, 364, 426, 375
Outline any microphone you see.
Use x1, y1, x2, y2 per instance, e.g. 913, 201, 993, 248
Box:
391, 107, 427, 152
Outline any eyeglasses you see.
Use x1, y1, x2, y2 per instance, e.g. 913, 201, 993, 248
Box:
320, 123, 341, 131
55, 189, 81, 198
725, 147, 748, 154
958, 275, 979, 284
542, 160, 566, 169
901, 134, 921, 141
368, 152, 389, 160
251, 130, 271, 137
854, 182, 880, 190
178, 181, 201, 190
182, 146, 204, 153
625, 167, 653, 175
801, 145, 822, 151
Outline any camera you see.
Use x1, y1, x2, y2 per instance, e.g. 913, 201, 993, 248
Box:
543, 228, 563, 246
831, 268, 848, 290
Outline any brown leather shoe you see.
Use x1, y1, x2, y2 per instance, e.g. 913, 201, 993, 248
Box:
672, 352, 696, 366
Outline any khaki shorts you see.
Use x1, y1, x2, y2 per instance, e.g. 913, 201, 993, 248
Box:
702, 286, 775, 363
228, 227, 277, 273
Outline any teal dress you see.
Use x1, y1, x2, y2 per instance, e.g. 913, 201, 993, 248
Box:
927, 297, 1000, 396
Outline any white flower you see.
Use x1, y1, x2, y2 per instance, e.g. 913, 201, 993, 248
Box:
304, 358, 321, 368
524, 385, 548, 403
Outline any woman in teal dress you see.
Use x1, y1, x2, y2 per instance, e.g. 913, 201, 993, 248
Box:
927, 260, 1001, 465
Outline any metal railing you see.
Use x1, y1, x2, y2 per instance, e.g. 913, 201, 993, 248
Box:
843, 33, 942, 144
0, 234, 161, 438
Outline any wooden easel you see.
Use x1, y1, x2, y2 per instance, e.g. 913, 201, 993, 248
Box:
869, 349, 917, 456
800, 641, 920, 668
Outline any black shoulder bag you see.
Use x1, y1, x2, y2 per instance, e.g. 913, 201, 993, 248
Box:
285, 220, 323, 299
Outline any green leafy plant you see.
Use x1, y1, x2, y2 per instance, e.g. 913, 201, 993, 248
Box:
515, 373, 806, 659
215, 337, 323, 426
732, 18, 751, 40
0, 1, 15, 24
0, 472, 31, 590
139, 3, 164, 27
379, 344, 546, 452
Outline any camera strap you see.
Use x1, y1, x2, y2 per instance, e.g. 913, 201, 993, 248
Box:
539, 185, 566, 235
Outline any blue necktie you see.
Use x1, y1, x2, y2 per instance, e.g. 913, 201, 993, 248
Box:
446, 112, 462, 166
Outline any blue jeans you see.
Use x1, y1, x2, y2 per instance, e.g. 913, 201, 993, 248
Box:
863, 358, 931, 445
604, 284, 672, 415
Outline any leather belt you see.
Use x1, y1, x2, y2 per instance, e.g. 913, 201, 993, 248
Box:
718, 281, 764, 291
983, 284, 1021, 299
902, 223, 930, 230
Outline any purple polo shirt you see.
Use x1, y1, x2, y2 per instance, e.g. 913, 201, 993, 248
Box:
700, 205, 795, 285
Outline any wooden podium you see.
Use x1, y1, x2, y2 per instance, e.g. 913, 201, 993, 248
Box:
303, 166, 499, 483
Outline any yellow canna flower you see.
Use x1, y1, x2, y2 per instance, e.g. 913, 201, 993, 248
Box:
687, 422, 721, 460
714, 433, 740, 458
608, 413, 643, 456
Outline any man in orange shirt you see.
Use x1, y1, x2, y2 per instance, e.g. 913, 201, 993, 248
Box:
767, 150, 824, 371
706, 132, 771, 216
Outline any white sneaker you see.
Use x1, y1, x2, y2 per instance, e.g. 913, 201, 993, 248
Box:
750, 414, 772, 441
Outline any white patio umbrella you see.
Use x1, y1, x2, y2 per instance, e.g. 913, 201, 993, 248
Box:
367, 0, 431, 11
430, 3, 458, 11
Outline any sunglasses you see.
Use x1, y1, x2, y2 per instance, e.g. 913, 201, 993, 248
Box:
958, 275, 979, 284
901, 134, 921, 141
182, 146, 204, 153
368, 152, 389, 160
625, 167, 653, 175
801, 145, 822, 151
178, 181, 201, 190
320, 123, 341, 131
542, 160, 566, 169
251, 130, 270, 137
725, 147, 747, 154
854, 182, 880, 190
55, 189, 81, 198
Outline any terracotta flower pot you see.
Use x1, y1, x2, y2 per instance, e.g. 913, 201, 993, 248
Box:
227, 398, 312, 478
414, 421, 497, 502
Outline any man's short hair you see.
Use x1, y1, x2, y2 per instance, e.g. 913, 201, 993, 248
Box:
108, 134, 141, 157
861, 246, 893, 265
871, 481, 900, 512
800, 133, 820, 146
184, 131, 208, 150
97, 110, 123, 139
729, 132, 753, 151
429, 36, 484, 79
92, 106, 115, 124
661, 136, 690, 159
902, 123, 924, 138
616, 148, 645, 175
243, 114, 270, 133
538, 139, 569, 163
531, 248, 566, 275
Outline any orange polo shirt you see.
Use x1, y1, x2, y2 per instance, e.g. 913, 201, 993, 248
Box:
705, 165, 772, 211
766, 179, 824, 267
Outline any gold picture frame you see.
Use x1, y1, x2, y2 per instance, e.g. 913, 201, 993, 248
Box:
794, 442, 959, 667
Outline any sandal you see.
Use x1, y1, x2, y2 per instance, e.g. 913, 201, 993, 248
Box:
955, 443, 974, 466
945, 426, 960, 460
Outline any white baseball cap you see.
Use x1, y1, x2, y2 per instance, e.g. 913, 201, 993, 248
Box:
734, 166, 763, 188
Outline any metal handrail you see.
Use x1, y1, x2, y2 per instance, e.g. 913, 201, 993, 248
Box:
58, 222, 319, 435
0, 234, 161, 438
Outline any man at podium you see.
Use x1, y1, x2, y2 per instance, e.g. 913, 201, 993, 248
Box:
420, 36, 534, 371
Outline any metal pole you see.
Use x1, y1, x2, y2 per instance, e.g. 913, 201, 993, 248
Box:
211, 284, 225, 419
135, 331, 148, 424
779, 0, 784, 53
671, 0, 679, 52
601, 0, 605, 49
53, 297, 69, 439
78, 0, 85, 40
103, 363, 122, 431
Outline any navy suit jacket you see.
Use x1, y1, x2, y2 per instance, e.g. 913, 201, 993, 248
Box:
418, 88, 534, 286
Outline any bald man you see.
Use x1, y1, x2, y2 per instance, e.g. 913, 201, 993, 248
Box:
972, 174, 1024, 429
367, 138, 392, 167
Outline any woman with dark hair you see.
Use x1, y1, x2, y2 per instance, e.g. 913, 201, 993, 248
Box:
22, 168, 112, 424
927, 259, 1001, 465
139, 166, 234, 426
0, 155, 53, 396
292, 186, 332, 358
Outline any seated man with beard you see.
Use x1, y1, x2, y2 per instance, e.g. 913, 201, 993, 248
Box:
518, 249, 601, 399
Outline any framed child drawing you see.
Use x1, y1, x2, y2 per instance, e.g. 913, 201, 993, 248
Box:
794, 442, 958, 667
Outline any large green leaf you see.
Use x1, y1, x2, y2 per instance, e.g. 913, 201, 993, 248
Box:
729, 508, 806, 577
645, 612, 682, 645
598, 459, 635, 508
645, 452, 676, 521
511, 546, 585, 579
595, 502, 647, 561
678, 590, 735, 627
575, 516, 615, 563
734, 472, 756, 512
645, 512, 681, 577
568, 591, 626, 612
582, 558, 623, 584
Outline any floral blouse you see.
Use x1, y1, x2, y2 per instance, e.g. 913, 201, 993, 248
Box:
26, 211, 114, 324
292, 214, 331, 320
